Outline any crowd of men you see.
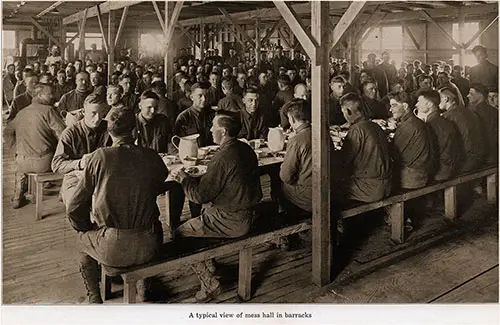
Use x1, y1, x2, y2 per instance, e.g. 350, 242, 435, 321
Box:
2, 41, 498, 304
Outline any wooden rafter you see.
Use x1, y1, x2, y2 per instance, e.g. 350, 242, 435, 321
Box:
224, 23, 246, 48
114, 7, 129, 50
36, 1, 63, 18
463, 15, 498, 49
95, 4, 109, 54
219, 8, 256, 48
63, 1, 143, 25
329, 1, 367, 52
277, 28, 292, 48
273, 1, 317, 59
176, 24, 201, 48
260, 18, 284, 44
354, 6, 384, 40
419, 10, 461, 49
152, 0, 166, 33
402, 22, 420, 50
30, 17, 62, 48
165, 1, 184, 47
65, 32, 79, 46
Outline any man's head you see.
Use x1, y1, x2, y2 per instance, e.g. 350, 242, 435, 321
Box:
75, 72, 91, 92
286, 98, 311, 130
190, 83, 208, 110
330, 75, 346, 99
74, 60, 83, 73
210, 114, 241, 145
83, 93, 109, 129
209, 73, 220, 89
51, 45, 59, 56
90, 71, 102, 87
413, 60, 421, 68
451, 65, 463, 78
381, 51, 390, 63
106, 85, 123, 106
56, 70, 66, 84
488, 90, 498, 108
415, 89, 440, 119
443, 64, 451, 75
277, 75, 291, 91
418, 74, 433, 90
32, 83, 55, 105
472, 45, 488, 64
222, 67, 232, 78
390, 78, 405, 93
362, 80, 378, 99
38, 73, 52, 84
142, 71, 153, 85
236, 72, 247, 88
339, 92, 365, 123
258, 72, 268, 87
406, 64, 414, 74
422, 64, 431, 75
436, 71, 450, 88
48, 63, 57, 75
367, 53, 377, 67
107, 107, 136, 138
24, 71, 39, 94
118, 75, 132, 94
293, 83, 308, 100
468, 83, 489, 106
242, 88, 260, 115
139, 90, 159, 121
6, 64, 15, 75
66, 65, 76, 78
388, 91, 412, 120
91, 43, 97, 51
438, 87, 460, 111
287, 69, 297, 82
275, 45, 283, 57
221, 78, 234, 95
431, 63, 439, 74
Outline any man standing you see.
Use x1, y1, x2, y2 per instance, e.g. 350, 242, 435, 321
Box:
451, 65, 470, 105
389, 91, 434, 189
51, 94, 111, 207
58, 72, 93, 125
174, 114, 262, 302
9, 70, 38, 122
67, 108, 168, 303
238, 88, 269, 140
174, 83, 215, 147
469, 45, 498, 91
4, 83, 66, 208
378, 51, 398, 89
45, 45, 63, 66
467, 84, 498, 166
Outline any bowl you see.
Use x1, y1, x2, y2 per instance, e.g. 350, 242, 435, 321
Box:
254, 150, 265, 158
249, 140, 261, 150
162, 155, 178, 165
182, 156, 198, 166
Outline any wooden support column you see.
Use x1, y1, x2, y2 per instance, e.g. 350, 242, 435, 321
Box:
163, 1, 184, 94
107, 10, 115, 82
420, 10, 461, 50
219, 8, 256, 49
78, 9, 88, 60
310, 0, 331, 286
30, 17, 63, 49
261, 19, 283, 45
96, 5, 110, 55
255, 18, 261, 64
60, 18, 66, 61
329, 1, 367, 52
463, 16, 499, 50
458, 7, 465, 66
423, 23, 428, 63
486, 173, 497, 204
200, 21, 205, 60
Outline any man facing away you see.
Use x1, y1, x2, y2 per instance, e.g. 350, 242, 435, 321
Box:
173, 113, 262, 302
51, 94, 111, 208
4, 83, 66, 208
67, 108, 169, 303
217, 77, 245, 113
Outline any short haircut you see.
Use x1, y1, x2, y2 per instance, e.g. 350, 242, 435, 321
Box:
38, 73, 53, 84
277, 74, 291, 86
339, 92, 363, 114
33, 83, 53, 97
221, 77, 234, 90
469, 83, 489, 98
243, 87, 260, 97
76, 71, 90, 78
438, 86, 459, 104
140, 90, 159, 101
418, 74, 432, 83
150, 80, 166, 94
7, 63, 15, 69
416, 89, 440, 107
453, 65, 463, 71
107, 108, 136, 137
118, 74, 131, 82
388, 91, 412, 105
24, 70, 38, 78
107, 84, 123, 95
183, 80, 193, 92
214, 113, 241, 137
362, 79, 377, 89
392, 78, 405, 87
57, 69, 66, 75
84, 93, 107, 106
286, 98, 311, 122
413, 60, 421, 65
471, 45, 487, 54
191, 82, 208, 92
330, 75, 346, 84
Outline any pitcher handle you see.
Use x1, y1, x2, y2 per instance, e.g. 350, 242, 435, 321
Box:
171, 135, 180, 150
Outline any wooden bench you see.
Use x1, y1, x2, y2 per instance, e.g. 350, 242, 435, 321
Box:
26, 172, 64, 220
339, 166, 498, 243
100, 217, 311, 303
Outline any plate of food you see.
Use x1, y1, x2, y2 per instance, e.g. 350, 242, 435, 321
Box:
183, 165, 208, 177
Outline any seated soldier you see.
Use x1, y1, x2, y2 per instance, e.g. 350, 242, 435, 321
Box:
337, 93, 392, 203
119, 74, 139, 112
329, 75, 348, 126
361, 79, 389, 120
177, 79, 194, 112
58, 72, 93, 126
419, 90, 461, 181
173, 113, 262, 302
52, 94, 111, 208
54, 69, 73, 102
487, 88, 498, 109
8, 70, 38, 122
217, 77, 244, 113
4, 83, 66, 208
207, 72, 222, 107
389, 91, 435, 189
67, 108, 168, 304
467, 84, 498, 166
271, 75, 294, 127
174, 83, 215, 147
440, 86, 485, 173
238, 88, 269, 140
106, 85, 126, 111
150, 80, 179, 131
134, 90, 175, 154
280, 83, 308, 130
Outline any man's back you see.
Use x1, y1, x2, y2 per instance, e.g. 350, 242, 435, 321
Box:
217, 93, 244, 113
82, 145, 167, 229
7, 102, 65, 156
470, 60, 498, 91
471, 101, 498, 165
174, 106, 215, 147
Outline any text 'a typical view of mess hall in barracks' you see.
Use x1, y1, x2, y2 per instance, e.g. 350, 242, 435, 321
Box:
1, 0, 499, 306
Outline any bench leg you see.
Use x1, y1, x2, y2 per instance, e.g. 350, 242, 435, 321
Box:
27, 174, 34, 202
100, 267, 112, 301
238, 247, 253, 301
487, 173, 497, 204
35, 181, 44, 220
388, 202, 405, 244
444, 186, 457, 221
123, 279, 137, 304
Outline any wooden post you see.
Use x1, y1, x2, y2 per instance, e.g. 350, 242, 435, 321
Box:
255, 18, 261, 64
444, 186, 457, 220
423, 23, 428, 63
200, 21, 205, 60
107, 10, 115, 83
486, 173, 497, 204
123, 278, 137, 303
78, 9, 88, 60
458, 7, 465, 66
310, 0, 331, 286
388, 202, 405, 244
238, 248, 253, 301
60, 18, 66, 61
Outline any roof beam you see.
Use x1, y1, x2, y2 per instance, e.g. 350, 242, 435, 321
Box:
419, 10, 461, 49
260, 18, 284, 44
329, 1, 367, 52
273, 1, 317, 59
175, 23, 201, 48
219, 8, 256, 49
463, 15, 498, 49
63, 1, 144, 25
354, 7, 386, 40
114, 7, 129, 50
95, 5, 109, 55
29, 17, 62, 48
402, 22, 421, 50
36, 1, 64, 18
152, 0, 166, 33
165, 1, 184, 47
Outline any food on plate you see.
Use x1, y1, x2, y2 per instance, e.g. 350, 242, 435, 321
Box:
185, 166, 199, 174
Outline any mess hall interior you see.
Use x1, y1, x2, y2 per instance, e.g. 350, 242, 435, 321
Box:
1, 0, 499, 306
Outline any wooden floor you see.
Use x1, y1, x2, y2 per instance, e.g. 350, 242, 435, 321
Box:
2, 124, 498, 304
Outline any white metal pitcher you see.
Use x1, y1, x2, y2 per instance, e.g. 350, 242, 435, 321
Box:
267, 127, 285, 152
171, 134, 200, 163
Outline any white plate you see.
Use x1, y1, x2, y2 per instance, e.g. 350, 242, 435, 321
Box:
184, 165, 208, 177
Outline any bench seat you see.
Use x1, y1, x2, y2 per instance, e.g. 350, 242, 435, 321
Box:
26, 172, 64, 221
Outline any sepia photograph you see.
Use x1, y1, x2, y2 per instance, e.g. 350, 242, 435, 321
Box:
0, 0, 498, 323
